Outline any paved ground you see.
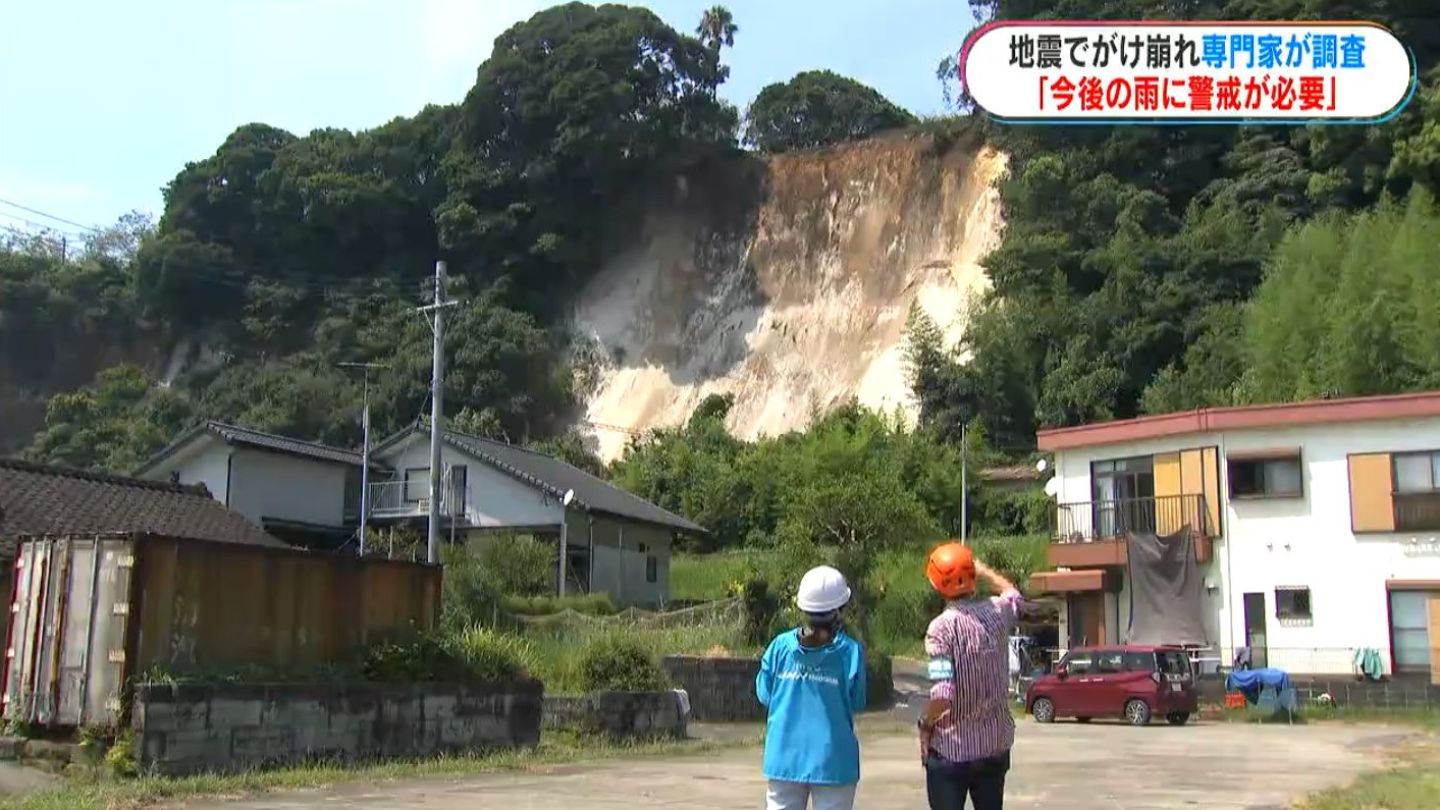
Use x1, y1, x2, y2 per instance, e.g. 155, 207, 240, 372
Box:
186, 720, 1412, 810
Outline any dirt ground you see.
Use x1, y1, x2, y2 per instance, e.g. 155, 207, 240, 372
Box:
183, 719, 1414, 809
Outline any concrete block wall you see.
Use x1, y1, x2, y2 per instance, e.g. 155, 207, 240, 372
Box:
542, 691, 687, 739
661, 654, 894, 722
661, 656, 765, 722
132, 680, 543, 776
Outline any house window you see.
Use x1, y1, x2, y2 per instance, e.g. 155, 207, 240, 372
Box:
448, 465, 467, 514
1090, 456, 1155, 536
1229, 453, 1303, 499
1388, 590, 1436, 673
1394, 451, 1440, 493
1392, 451, 1440, 531
1275, 586, 1312, 621
646, 554, 658, 584
404, 468, 429, 502
343, 467, 362, 518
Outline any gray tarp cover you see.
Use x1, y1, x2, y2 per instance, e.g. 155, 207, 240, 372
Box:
1126, 529, 1209, 645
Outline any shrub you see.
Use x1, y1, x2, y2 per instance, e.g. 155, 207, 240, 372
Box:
442, 533, 555, 629
738, 576, 780, 645
865, 654, 894, 711
106, 731, 138, 779
578, 634, 665, 692
449, 626, 535, 681
361, 633, 467, 682
474, 533, 555, 596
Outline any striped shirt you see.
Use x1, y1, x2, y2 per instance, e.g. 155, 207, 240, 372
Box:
925, 589, 1022, 763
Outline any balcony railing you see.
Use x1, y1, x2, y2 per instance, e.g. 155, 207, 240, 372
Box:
1394, 491, 1440, 532
367, 479, 463, 520
1053, 494, 1212, 544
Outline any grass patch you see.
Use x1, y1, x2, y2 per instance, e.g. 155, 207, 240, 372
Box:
524, 619, 753, 694
669, 550, 759, 601
1, 735, 749, 810
1295, 739, 1440, 810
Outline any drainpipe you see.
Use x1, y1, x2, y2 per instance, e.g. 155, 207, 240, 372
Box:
1219, 433, 1235, 666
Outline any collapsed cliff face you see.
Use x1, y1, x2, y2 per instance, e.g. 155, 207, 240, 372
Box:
573, 134, 1008, 461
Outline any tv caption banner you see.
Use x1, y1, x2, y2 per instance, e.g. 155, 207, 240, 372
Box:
960, 21, 1415, 124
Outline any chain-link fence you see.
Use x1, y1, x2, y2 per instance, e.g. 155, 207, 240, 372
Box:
507, 597, 743, 630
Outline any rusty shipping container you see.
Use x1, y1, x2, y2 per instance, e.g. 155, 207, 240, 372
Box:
2, 533, 441, 728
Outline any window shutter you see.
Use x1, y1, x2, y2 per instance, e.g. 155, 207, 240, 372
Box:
1348, 453, 1395, 532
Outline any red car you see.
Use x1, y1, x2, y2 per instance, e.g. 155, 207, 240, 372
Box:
1025, 645, 1197, 726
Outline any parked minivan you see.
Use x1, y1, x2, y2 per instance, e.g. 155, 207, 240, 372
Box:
1025, 645, 1197, 726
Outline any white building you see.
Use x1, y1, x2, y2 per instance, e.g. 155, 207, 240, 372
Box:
135, 421, 703, 606
1031, 391, 1440, 678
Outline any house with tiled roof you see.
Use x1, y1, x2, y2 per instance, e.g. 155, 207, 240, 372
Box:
135, 420, 704, 605
0, 458, 282, 553
365, 424, 703, 606
133, 421, 379, 549
0, 457, 285, 644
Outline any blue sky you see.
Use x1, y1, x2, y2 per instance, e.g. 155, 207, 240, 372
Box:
0, 0, 978, 232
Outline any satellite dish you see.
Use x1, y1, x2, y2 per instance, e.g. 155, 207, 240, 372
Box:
1043, 476, 1061, 498
1035, 458, 1048, 473
563, 489, 575, 507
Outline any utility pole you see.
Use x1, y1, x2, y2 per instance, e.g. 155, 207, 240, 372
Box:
339, 362, 389, 556
417, 261, 458, 564
960, 423, 968, 544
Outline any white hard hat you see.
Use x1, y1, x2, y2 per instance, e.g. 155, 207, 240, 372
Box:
796, 566, 851, 613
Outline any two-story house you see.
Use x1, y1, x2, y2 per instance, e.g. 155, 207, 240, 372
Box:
1031, 390, 1440, 679
135, 421, 704, 606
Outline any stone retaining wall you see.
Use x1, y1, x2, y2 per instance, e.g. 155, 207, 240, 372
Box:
542, 691, 687, 739
662, 654, 894, 722
132, 680, 542, 777
662, 656, 764, 722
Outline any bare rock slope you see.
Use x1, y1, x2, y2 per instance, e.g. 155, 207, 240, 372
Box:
574, 134, 1008, 461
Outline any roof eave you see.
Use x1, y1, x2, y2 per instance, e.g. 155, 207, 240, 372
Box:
131, 421, 219, 476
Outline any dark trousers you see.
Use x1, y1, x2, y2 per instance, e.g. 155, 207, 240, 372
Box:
924, 749, 1010, 810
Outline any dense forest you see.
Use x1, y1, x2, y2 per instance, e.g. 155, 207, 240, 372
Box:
5, 0, 1440, 550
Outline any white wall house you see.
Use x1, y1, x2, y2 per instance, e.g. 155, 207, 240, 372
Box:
368, 426, 702, 607
133, 422, 364, 549
135, 422, 702, 606
1033, 391, 1440, 679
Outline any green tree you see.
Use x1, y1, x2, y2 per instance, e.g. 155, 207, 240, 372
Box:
743, 71, 915, 153
28, 365, 195, 472
695, 5, 738, 53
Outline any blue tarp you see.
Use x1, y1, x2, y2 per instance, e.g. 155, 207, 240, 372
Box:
1227, 668, 1297, 712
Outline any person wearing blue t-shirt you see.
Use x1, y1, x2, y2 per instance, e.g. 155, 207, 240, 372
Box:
756, 565, 868, 810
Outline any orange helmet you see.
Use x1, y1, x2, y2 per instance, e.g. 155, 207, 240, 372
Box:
926, 542, 976, 599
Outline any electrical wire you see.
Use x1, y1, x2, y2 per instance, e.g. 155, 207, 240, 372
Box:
0, 196, 101, 233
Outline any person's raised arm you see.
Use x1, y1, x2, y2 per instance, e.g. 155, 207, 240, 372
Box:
975, 559, 1016, 596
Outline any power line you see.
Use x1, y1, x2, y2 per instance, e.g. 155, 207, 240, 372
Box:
0, 197, 101, 233
0, 210, 89, 240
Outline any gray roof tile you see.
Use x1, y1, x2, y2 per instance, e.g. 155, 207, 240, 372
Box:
0, 458, 285, 554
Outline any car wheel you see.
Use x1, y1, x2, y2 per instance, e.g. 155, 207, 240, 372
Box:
1125, 699, 1152, 726
1032, 697, 1056, 723
1075, 717, 1092, 724
1166, 712, 1190, 726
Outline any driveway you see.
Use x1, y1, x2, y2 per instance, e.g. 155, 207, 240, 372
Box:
185, 720, 1411, 809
